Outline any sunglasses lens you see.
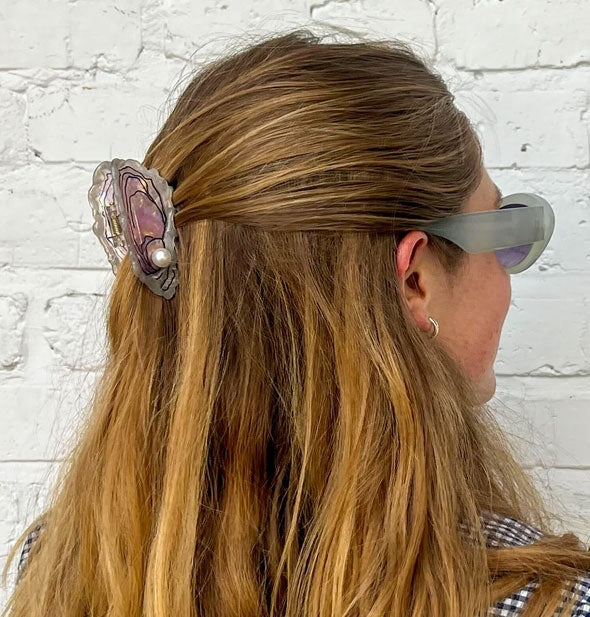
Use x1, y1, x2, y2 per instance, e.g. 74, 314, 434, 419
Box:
495, 244, 533, 268
493, 203, 534, 269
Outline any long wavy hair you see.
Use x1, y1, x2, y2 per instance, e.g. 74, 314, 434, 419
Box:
3, 28, 590, 617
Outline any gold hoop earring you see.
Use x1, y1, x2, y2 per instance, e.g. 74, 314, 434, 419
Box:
428, 316, 439, 339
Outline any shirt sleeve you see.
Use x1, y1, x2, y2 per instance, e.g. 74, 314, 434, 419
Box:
487, 574, 590, 616
15, 523, 44, 585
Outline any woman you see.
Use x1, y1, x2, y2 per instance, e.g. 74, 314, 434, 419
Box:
3, 28, 590, 617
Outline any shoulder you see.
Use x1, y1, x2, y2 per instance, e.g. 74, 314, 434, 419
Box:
481, 511, 590, 617
16, 521, 45, 583
486, 573, 590, 617
480, 510, 544, 548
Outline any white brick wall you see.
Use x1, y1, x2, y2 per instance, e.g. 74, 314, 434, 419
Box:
0, 0, 589, 605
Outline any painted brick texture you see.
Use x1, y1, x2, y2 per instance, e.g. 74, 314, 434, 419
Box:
0, 0, 589, 607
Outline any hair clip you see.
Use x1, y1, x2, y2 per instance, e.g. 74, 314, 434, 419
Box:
88, 158, 179, 300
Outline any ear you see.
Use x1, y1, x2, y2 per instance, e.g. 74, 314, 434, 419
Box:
395, 231, 436, 332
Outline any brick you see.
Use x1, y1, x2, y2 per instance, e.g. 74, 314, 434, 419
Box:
0, 166, 80, 268
0, 266, 109, 386
492, 389, 556, 468
552, 397, 590, 467
0, 0, 69, 69
0, 388, 61, 460
476, 89, 587, 167
529, 468, 590, 543
307, 0, 434, 50
162, 0, 310, 60
70, 0, 142, 70
0, 89, 27, 164
438, 0, 590, 69
497, 297, 590, 375
28, 76, 170, 162
43, 293, 106, 371
0, 294, 28, 371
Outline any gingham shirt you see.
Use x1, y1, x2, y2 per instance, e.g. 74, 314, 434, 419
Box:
15, 512, 590, 615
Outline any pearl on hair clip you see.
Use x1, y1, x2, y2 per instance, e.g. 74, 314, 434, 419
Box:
151, 247, 172, 268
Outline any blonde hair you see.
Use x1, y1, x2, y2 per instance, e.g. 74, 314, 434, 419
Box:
3, 28, 590, 617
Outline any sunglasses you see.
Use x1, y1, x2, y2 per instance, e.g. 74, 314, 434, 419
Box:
413, 192, 555, 274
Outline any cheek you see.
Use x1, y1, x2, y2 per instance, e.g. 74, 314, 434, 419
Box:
449, 261, 510, 378
475, 267, 511, 365
480, 255, 511, 326
492, 261, 512, 326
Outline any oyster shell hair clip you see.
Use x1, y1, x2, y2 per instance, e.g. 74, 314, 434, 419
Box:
88, 158, 179, 300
